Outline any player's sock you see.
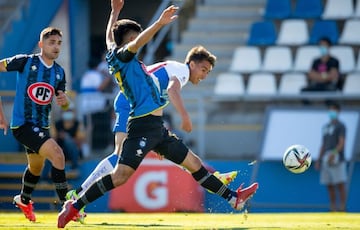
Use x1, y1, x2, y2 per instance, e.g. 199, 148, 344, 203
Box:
21, 168, 40, 204
73, 174, 114, 210
51, 166, 68, 203
192, 166, 234, 200
78, 153, 118, 196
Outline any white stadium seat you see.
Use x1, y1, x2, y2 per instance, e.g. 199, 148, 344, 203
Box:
246, 73, 277, 95
277, 19, 309, 45
342, 73, 360, 94
293, 46, 321, 72
322, 0, 354, 19
229, 46, 261, 73
262, 46, 293, 73
278, 72, 307, 95
329, 46, 356, 73
339, 19, 360, 45
214, 72, 245, 97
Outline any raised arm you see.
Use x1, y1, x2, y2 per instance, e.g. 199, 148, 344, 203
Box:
0, 97, 9, 135
127, 5, 178, 53
106, 0, 124, 50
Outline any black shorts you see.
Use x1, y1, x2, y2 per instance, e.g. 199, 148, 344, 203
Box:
12, 123, 51, 154
119, 115, 189, 170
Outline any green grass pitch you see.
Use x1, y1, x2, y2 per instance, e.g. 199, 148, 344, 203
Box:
0, 212, 359, 229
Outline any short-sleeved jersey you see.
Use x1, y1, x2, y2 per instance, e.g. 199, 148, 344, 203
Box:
106, 46, 189, 118
4, 54, 66, 128
322, 120, 346, 161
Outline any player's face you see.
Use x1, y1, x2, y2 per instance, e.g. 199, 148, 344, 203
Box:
189, 60, 212, 85
40, 34, 62, 61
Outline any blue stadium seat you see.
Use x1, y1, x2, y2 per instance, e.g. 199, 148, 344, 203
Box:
309, 20, 339, 44
292, 0, 323, 19
247, 21, 277, 46
263, 0, 291, 19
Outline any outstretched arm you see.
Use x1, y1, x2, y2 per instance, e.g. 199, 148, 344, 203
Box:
0, 97, 9, 135
167, 78, 192, 132
106, 0, 124, 50
127, 5, 178, 53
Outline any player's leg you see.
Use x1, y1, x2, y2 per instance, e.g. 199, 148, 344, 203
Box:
327, 185, 337, 211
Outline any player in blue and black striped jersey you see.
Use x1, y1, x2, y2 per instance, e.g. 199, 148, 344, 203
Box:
58, 1, 258, 227
0, 27, 70, 222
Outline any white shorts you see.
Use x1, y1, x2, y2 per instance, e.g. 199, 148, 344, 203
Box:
320, 161, 347, 185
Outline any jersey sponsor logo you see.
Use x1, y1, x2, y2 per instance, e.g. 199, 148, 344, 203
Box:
27, 82, 55, 105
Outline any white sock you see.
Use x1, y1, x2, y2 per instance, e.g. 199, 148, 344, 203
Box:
79, 153, 118, 196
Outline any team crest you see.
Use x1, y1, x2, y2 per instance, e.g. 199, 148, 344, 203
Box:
27, 82, 55, 105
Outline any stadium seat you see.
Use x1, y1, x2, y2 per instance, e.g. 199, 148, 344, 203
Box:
214, 73, 245, 97
292, 0, 323, 19
293, 46, 321, 72
278, 72, 307, 95
339, 19, 360, 45
263, 0, 291, 19
229, 46, 261, 73
262, 46, 292, 73
277, 19, 309, 45
342, 73, 360, 95
309, 20, 339, 45
246, 73, 277, 95
329, 46, 356, 73
247, 21, 277, 46
322, 0, 354, 19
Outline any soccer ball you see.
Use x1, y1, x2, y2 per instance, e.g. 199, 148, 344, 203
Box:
283, 144, 312, 174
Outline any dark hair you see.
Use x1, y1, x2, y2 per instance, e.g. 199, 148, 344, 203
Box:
112, 19, 143, 47
319, 37, 332, 46
40, 27, 62, 41
185, 45, 216, 67
327, 101, 341, 111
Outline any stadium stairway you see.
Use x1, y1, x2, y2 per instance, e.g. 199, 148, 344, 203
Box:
171, 0, 266, 94
0, 153, 79, 211
167, 0, 267, 159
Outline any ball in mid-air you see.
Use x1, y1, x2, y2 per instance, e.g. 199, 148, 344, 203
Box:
283, 144, 312, 174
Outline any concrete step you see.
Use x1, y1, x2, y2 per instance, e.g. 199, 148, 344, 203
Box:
196, 5, 263, 19
172, 44, 237, 60
204, 0, 266, 6
187, 19, 252, 33
181, 31, 247, 45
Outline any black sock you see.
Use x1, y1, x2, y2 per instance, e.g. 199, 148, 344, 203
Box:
74, 174, 114, 210
21, 168, 40, 204
76, 187, 83, 195
51, 166, 68, 202
192, 166, 233, 200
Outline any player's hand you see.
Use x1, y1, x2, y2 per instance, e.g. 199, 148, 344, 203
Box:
0, 117, 9, 135
157, 5, 178, 26
180, 115, 192, 133
111, 0, 124, 12
55, 90, 69, 107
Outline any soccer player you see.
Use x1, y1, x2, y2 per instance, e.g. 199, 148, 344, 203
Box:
58, 1, 258, 227
66, 92, 238, 224
0, 27, 71, 222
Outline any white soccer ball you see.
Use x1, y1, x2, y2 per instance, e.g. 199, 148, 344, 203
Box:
283, 144, 312, 174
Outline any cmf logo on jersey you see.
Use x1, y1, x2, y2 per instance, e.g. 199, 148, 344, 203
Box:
27, 82, 55, 105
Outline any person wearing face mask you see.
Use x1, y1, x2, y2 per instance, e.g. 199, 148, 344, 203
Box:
315, 102, 347, 212
301, 37, 340, 92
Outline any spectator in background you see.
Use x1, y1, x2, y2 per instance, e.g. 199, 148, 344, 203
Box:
79, 57, 107, 118
97, 51, 117, 95
302, 37, 340, 92
315, 102, 347, 212
42, 107, 86, 180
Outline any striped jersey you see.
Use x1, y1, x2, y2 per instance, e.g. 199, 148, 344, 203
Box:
4, 54, 66, 128
106, 46, 189, 118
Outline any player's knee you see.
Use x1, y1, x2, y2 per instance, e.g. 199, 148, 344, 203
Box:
111, 166, 134, 186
